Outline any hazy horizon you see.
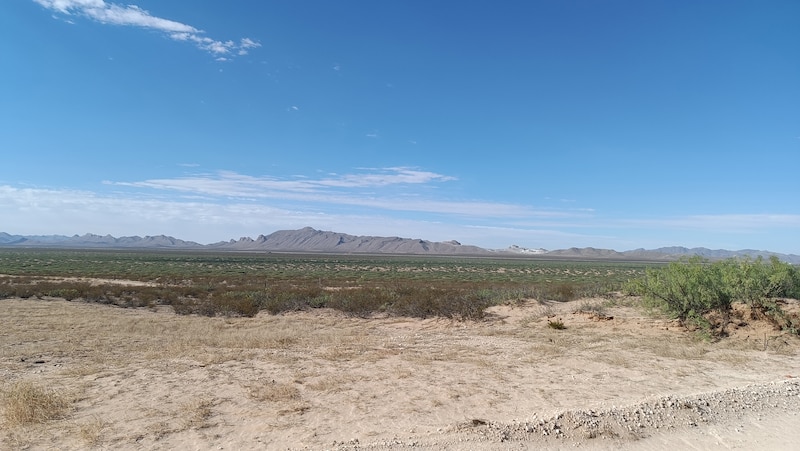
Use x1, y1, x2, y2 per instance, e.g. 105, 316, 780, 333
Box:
3, 227, 800, 257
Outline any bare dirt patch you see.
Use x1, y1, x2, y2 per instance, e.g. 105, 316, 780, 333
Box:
0, 274, 158, 287
1, 297, 799, 450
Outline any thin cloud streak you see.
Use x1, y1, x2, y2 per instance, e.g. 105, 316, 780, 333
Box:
0, 185, 315, 241
0, 185, 620, 248
32, 0, 260, 57
620, 214, 800, 232
320, 167, 457, 187
113, 168, 560, 218
121, 168, 454, 193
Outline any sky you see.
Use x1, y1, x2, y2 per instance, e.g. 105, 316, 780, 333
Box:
1, 1, 799, 253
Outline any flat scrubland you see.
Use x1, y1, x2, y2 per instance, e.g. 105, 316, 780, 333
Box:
1, 249, 799, 450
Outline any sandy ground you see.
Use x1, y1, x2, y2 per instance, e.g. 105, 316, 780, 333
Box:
1, 296, 799, 450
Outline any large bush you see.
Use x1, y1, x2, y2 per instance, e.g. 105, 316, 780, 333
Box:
722, 256, 800, 308
631, 257, 732, 333
722, 256, 800, 333
630, 256, 800, 336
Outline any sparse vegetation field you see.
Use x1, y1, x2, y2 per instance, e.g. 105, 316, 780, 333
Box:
0, 249, 649, 318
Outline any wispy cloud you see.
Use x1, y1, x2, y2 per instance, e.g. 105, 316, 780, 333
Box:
320, 167, 457, 187
0, 184, 311, 241
622, 214, 800, 232
0, 184, 595, 247
2, 182, 798, 253
119, 167, 456, 193
33, 0, 260, 58
112, 167, 548, 217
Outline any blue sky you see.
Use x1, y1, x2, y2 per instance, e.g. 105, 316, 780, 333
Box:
2, 1, 799, 253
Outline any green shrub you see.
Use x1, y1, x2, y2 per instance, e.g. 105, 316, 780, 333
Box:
212, 291, 264, 317
171, 298, 197, 315
629, 256, 800, 336
261, 291, 301, 314
722, 256, 800, 332
631, 257, 732, 335
259, 285, 325, 314
722, 256, 799, 309
387, 286, 491, 320
0, 287, 13, 299
327, 287, 394, 317
48, 288, 81, 301
16, 286, 35, 299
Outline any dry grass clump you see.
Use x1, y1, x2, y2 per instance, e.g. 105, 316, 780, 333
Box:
77, 415, 107, 446
248, 381, 312, 416
2, 380, 71, 426
248, 381, 302, 403
181, 398, 215, 430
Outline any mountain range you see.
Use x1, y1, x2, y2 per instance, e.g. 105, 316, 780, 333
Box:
1, 227, 798, 263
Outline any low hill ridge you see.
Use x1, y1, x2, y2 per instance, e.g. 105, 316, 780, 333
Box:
209, 227, 489, 255
0, 233, 202, 248
1, 228, 798, 263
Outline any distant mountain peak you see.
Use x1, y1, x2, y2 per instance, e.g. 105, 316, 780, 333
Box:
211, 227, 490, 255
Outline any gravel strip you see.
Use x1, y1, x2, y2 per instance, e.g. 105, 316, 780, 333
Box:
326, 378, 800, 450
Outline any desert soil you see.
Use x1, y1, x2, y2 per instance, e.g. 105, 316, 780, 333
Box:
1, 296, 799, 450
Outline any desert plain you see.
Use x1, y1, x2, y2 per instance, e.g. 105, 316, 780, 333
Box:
2, 286, 800, 450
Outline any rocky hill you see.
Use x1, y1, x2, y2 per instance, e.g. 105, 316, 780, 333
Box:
208, 227, 491, 255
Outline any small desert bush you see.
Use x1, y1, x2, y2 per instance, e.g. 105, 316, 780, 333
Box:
261, 290, 305, 314
260, 285, 327, 314
212, 291, 263, 317
327, 287, 394, 317
170, 297, 198, 315
2, 381, 70, 426
549, 283, 576, 302
47, 288, 81, 301
547, 319, 566, 330
0, 287, 14, 299
259, 284, 492, 320
14, 286, 36, 299
394, 288, 492, 320
327, 286, 492, 319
